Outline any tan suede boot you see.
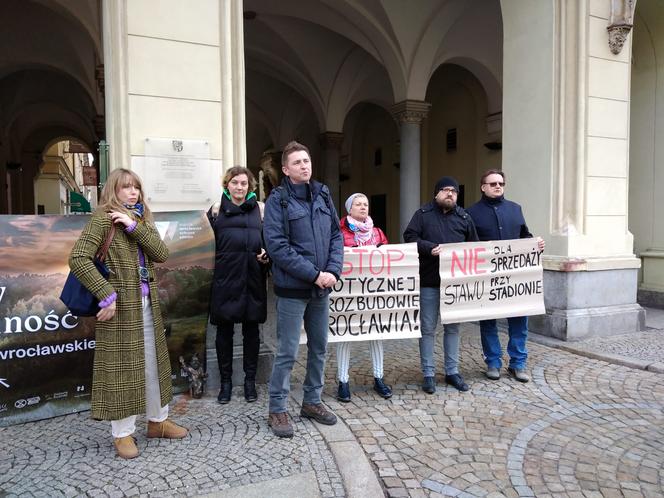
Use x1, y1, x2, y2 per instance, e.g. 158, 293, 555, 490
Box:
113, 436, 139, 459
146, 419, 188, 439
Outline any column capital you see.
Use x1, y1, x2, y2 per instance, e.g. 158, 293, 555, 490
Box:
391, 100, 431, 125
319, 131, 344, 150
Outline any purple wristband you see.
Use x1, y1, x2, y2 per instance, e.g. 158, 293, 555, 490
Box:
125, 221, 138, 233
99, 292, 117, 308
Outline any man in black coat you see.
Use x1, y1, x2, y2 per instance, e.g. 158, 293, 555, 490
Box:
466, 169, 545, 383
404, 176, 478, 394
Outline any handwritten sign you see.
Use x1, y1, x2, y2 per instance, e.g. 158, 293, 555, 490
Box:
300, 243, 421, 344
438, 238, 544, 324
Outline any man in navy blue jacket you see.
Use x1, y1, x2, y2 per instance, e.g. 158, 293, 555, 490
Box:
466, 169, 545, 383
404, 176, 478, 395
263, 141, 344, 438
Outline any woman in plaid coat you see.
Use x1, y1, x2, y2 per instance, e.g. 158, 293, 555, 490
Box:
69, 168, 187, 459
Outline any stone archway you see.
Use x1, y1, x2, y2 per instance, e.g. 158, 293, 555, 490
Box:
423, 62, 500, 209
0, 0, 103, 214
340, 103, 400, 240
629, 0, 664, 307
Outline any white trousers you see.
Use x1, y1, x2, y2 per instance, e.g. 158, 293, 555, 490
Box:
111, 297, 168, 438
336, 340, 384, 383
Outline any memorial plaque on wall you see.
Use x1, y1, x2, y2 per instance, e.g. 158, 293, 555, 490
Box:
144, 138, 212, 204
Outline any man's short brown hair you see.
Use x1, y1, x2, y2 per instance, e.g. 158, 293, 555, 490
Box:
480, 169, 505, 185
281, 141, 310, 166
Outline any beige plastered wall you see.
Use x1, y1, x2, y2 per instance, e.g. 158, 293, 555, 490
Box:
103, 0, 246, 212
501, 0, 639, 271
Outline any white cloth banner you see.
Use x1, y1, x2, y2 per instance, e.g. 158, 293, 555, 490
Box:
438, 238, 544, 324
300, 243, 421, 344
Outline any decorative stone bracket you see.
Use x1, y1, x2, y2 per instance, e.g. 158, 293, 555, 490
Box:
607, 0, 636, 55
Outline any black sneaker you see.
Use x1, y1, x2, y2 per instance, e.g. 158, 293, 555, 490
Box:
244, 379, 257, 402
445, 374, 470, 392
337, 381, 351, 402
300, 403, 337, 425
217, 381, 232, 404
422, 376, 436, 394
373, 377, 393, 399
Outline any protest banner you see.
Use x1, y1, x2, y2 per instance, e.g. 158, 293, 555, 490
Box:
0, 211, 214, 426
300, 243, 420, 344
438, 238, 544, 324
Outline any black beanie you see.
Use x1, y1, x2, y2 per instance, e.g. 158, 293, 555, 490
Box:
434, 176, 459, 196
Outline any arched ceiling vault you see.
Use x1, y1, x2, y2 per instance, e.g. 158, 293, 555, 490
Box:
244, 0, 503, 132
0, 0, 102, 158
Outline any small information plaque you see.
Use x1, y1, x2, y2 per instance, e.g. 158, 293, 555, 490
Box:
144, 138, 212, 203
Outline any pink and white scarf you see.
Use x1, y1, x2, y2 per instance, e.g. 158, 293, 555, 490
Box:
347, 215, 375, 246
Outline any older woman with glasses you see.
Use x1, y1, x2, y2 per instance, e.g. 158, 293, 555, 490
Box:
336, 193, 392, 402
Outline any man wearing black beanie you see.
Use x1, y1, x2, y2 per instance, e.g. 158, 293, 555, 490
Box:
404, 176, 478, 394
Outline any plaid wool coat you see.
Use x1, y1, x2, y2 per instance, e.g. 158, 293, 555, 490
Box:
69, 212, 173, 421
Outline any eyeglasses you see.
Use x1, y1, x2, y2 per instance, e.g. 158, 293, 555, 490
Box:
440, 187, 458, 194
484, 182, 505, 187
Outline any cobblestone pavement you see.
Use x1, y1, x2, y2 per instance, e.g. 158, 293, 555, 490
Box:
291, 324, 664, 498
3, 320, 664, 498
529, 308, 664, 373
0, 389, 344, 498
561, 328, 664, 364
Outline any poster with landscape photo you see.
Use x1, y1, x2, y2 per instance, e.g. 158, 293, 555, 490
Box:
0, 211, 214, 426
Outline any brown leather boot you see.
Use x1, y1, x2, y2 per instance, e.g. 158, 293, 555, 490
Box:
114, 436, 139, 459
300, 403, 337, 425
146, 419, 188, 439
268, 412, 294, 438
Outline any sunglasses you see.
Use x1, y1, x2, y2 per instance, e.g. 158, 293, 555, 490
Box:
484, 182, 505, 187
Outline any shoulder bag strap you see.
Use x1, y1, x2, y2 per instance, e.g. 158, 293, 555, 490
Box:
95, 223, 117, 263
276, 186, 290, 239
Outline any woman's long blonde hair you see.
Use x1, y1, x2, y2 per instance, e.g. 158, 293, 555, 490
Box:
97, 168, 153, 221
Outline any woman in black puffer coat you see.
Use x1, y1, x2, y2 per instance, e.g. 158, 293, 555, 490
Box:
207, 166, 268, 404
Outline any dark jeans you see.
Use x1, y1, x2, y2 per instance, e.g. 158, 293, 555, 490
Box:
216, 321, 260, 383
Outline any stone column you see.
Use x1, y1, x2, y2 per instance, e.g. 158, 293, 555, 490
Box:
102, 0, 131, 172
319, 132, 344, 210
391, 101, 431, 240
501, 0, 644, 340
220, 0, 247, 170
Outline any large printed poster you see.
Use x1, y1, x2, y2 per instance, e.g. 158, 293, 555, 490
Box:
438, 238, 544, 324
0, 211, 214, 426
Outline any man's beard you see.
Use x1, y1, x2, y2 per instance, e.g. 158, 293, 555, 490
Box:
436, 197, 456, 210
